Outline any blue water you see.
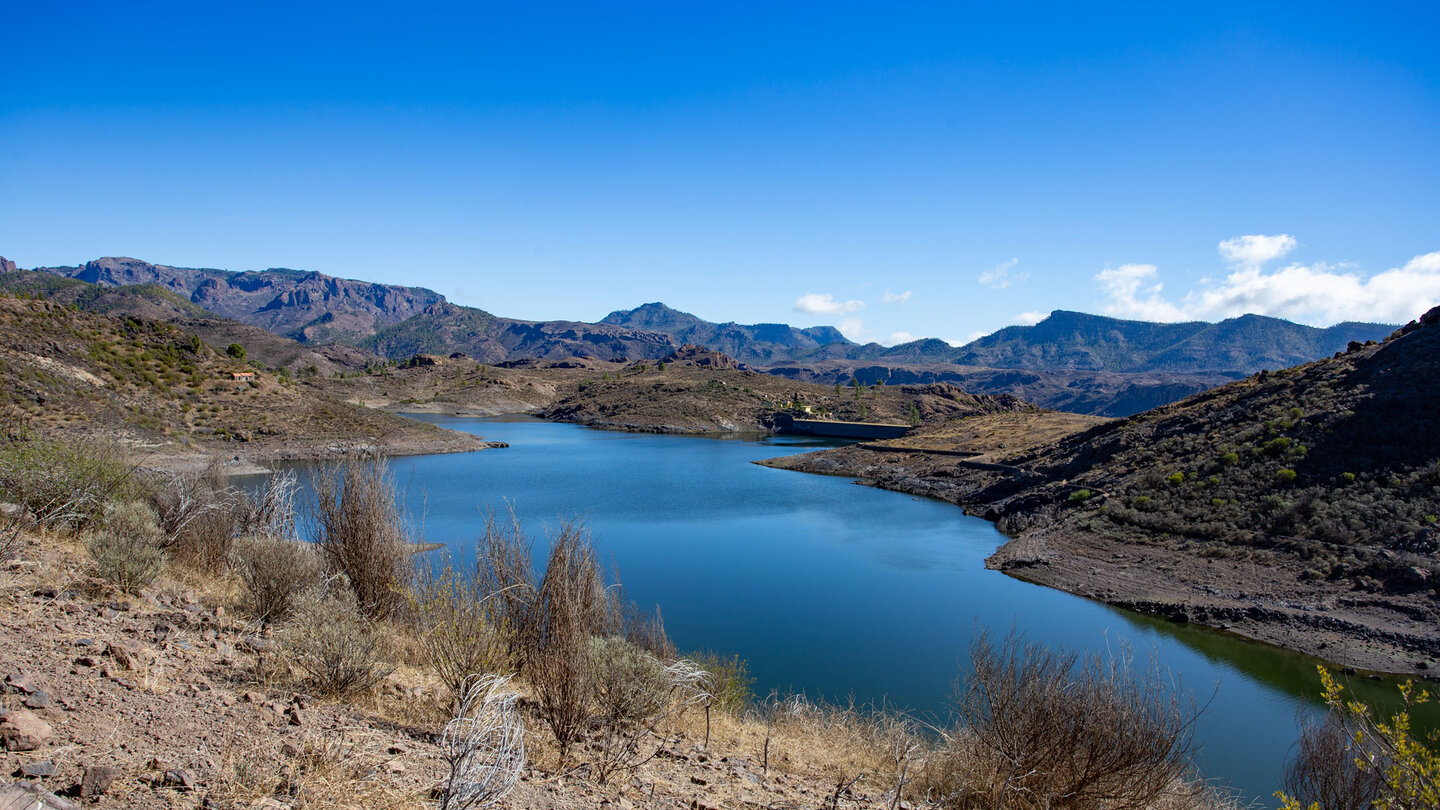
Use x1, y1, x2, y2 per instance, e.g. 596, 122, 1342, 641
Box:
271, 415, 1431, 803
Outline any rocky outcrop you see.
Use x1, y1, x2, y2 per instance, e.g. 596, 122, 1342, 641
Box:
661, 344, 744, 370
33, 257, 445, 344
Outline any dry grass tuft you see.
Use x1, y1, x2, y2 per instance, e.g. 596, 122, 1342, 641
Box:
211, 728, 424, 809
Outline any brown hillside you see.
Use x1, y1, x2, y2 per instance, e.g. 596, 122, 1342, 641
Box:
0, 298, 483, 461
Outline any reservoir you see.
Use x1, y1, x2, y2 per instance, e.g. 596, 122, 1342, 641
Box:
282, 415, 1432, 802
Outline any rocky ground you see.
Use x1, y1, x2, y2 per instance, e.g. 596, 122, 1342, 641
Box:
0, 530, 910, 810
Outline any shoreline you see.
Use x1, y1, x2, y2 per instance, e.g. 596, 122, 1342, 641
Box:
757, 446, 1440, 678
131, 429, 500, 476
138, 404, 1436, 679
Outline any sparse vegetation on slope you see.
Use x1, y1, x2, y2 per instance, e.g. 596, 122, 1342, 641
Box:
0, 297, 484, 459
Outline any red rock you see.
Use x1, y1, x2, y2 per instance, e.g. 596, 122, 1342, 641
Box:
0, 709, 53, 751
80, 764, 120, 797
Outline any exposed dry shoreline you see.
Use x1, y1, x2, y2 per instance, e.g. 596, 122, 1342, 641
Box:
758, 443, 1440, 677
133, 429, 499, 476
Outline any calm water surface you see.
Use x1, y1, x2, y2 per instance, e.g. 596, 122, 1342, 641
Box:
277, 415, 1433, 803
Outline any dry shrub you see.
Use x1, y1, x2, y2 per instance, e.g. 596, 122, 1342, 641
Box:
409, 555, 514, 703
87, 501, 165, 592
472, 507, 536, 666
281, 588, 397, 697
230, 471, 317, 623
151, 460, 242, 570
1281, 711, 1385, 810
617, 598, 675, 661
527, 520, 609, 758
310, 456, 412, 620
0, 510, 22, 562
233, 533, 322, 625
439, 674, 526, 810
920, 631, 1203, 810
237, 468, 300, 539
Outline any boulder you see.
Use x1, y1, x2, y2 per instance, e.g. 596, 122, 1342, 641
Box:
19, 760, 54, 778
79, 765, 120, 797
0, 710, 53, 751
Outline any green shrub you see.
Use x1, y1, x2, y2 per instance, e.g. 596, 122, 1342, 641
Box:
1067, 489, 1093, 503
1166, 473, 1185, 485
1278, 668, 1437, 810
1341, 472, 1356, 483
1259, 437, 1293, 456
1220, 452, 1240, 466
87, 501, 165, 592
281, 589, 396, 697
689, 650, 754, 714
0, 430, 140, 530
589, 635, 669, 728
1276, 468, 1298, 484
409, 557, 513, 702
225, 343, 246, 360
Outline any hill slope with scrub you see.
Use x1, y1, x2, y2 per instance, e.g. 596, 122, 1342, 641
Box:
765, 307, 1440, 673
0, 296, 483, 461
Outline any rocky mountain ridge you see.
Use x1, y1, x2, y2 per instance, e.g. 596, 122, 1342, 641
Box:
6, 254, 1401, 416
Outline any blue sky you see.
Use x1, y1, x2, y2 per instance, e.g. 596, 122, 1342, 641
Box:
3, 2, 1438, 345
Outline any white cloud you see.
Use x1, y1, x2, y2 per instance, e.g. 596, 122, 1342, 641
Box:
838, 318, 868, 341
794, 292, 864, 315
954, 330, 989, 346
979, 258, 1027, 289
1218, 234, 1297, 267
886, 331, 916, 345
1012, 310, 1048, 326
1094, 263, 1193, 321
881, 289, 912, 304
1094, 248, 1440, 326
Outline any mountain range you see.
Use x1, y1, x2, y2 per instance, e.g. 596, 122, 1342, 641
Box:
4, 255, 1401, 415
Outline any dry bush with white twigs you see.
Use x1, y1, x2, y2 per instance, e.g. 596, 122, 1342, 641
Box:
438, 674, 526, 810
